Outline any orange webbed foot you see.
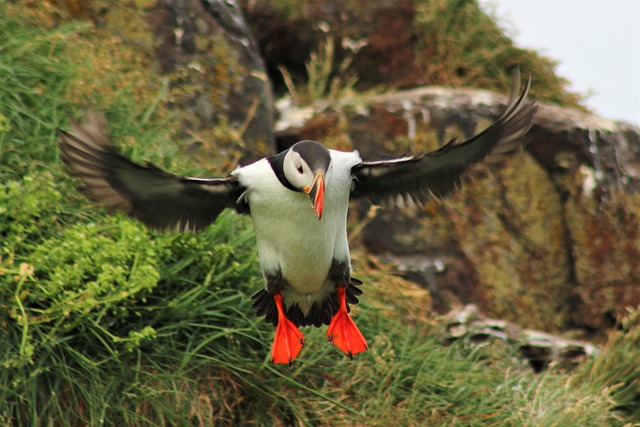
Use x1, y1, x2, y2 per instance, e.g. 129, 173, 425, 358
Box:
271, 293, 304, 366
327, 286, 368, 358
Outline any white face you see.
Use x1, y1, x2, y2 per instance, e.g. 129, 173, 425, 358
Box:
283, 149, 316, 190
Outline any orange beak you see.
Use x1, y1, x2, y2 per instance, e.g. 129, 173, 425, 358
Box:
304, 171, 325, 220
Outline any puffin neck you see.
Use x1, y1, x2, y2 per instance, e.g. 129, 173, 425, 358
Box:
267, 149, 298, 193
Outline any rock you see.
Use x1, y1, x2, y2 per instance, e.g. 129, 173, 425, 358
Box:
442, 304, 601, 372
55, 0, 275, 162
528, 107, 640, 331
146, 0, 274, 162
275, 85, 640, 335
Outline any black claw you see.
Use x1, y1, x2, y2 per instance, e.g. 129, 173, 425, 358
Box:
288, 358, 293, 367
327, 334, 333, 341
348, 351, 353, 360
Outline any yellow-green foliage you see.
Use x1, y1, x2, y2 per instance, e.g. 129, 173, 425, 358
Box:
577, 308, 640, 415
281, 36, 361, 106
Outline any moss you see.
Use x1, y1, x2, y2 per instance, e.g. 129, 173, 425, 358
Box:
63, 34, 160, 110
565, 185, 640, 330
194, 33, 245, 111
448, 153, 571, 331
103, 2, 155, 49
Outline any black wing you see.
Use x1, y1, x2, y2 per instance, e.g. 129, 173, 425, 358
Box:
58, 111, 246, 232
350, 71, 537, 206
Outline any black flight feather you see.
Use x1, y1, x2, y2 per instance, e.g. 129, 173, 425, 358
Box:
58, 111, 247, 232
350, 70, 537, 206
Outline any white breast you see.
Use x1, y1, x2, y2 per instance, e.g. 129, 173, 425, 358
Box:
233, 150, 361, 308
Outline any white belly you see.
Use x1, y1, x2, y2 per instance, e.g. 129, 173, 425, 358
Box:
234, 151, 360, 308
256, 201, 334, 291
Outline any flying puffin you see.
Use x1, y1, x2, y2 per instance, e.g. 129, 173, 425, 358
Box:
58, 73, 536, 365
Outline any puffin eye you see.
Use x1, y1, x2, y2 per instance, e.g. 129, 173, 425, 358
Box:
297, 166, 304, 174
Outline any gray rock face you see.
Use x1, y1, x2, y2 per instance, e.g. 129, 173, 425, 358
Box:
146, 0, 274, 161
442, 304, 601, 372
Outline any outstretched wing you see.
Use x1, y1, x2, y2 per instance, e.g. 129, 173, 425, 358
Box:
58, 111, 246, 232
350, 71, 537, 206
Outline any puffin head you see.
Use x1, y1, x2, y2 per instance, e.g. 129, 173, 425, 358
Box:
283, 140, 331, 220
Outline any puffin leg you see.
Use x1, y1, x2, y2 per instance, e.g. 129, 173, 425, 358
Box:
271, 293, 304, 366
326, 285, 368, 358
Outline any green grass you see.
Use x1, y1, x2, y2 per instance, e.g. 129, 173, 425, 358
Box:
279, 36, 361, 106
0, 6, 638, 427
411, 0, 582, 106
0, 15, 77, 178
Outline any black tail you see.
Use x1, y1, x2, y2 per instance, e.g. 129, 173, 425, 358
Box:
251, 277, 364, 327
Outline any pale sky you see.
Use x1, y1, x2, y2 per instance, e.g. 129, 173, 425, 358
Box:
481, 0, 640, 126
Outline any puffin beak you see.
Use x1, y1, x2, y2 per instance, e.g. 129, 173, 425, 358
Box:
304, 171, 325, 220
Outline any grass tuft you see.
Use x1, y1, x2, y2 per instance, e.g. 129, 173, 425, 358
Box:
280, 36, 361, 106
412, 0, 583, 107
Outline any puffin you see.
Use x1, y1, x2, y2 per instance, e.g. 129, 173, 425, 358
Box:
58, 73, 536, 365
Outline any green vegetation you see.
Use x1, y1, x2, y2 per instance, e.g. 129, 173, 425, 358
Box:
412, 0, 583, 106
0, 5, 638, 427
280, 36, 361, 106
